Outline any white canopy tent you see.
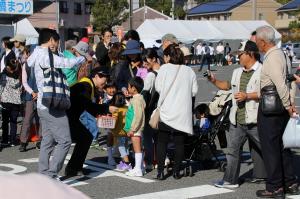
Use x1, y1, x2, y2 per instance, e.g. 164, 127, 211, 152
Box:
137, 19, 282, 48
13, 18, 39, 45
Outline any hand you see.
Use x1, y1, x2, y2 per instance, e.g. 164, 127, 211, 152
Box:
208, 72, 216, 83
122, 89, 130, 97
74, 51, 81, 57
294, 74, 300, 84
288, 105, 298, 118
86, 54, 93, 63
31, 92, 38, 100
127, 131, 134, 137
234, 92, 247, 102
109, 106, 118, 114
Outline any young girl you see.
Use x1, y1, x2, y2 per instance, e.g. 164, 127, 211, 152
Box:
0, 59, 22, 147
123, 77, 146, 177
109, 92, 131, 171
101, 81, 117, 166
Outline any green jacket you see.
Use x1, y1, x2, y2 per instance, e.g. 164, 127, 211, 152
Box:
62, 50, 80, 86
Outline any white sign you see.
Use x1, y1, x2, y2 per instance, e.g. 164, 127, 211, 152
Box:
0, 0, 33, 15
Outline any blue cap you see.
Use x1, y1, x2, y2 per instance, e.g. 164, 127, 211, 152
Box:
122, 40, 141, 55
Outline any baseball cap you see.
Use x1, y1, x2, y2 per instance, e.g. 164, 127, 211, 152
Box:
91, 66, 110, 77
238, 40, 259, 52
73, 41, 89, 56
161, 33, 178, 44
122, 40, 141, 55
10, 34, 26, 42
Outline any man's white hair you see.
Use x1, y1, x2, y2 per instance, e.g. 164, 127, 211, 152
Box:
256, 26, 276, 44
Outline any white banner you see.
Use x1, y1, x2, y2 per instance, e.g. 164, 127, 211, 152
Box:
0, 0, 33, 15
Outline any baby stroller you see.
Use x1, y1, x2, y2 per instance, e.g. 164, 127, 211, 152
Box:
166, 90, 232, 177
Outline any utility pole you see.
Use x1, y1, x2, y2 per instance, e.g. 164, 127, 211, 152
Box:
172, 0, 175, 19
129, 0, 133, 29
252, 0, 256, 20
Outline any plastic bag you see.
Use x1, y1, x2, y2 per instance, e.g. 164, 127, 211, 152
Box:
282, 116, 300, 148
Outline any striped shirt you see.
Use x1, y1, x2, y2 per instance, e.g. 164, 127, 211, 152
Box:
236, 70, 254, 125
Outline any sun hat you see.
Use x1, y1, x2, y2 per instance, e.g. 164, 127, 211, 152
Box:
10, 34, 26, 42
122, 40, 141, 55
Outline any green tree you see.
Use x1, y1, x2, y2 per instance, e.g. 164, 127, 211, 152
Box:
276, 0, 292, 4
92, 0, 129, 31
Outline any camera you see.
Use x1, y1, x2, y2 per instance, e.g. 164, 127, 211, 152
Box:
203, 70, 212, 78
286, 69, 300, 82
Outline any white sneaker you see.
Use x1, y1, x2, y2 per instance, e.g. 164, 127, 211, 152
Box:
108, 158, 117, 166
125, 169, 143, 177
164, 157, 170, 166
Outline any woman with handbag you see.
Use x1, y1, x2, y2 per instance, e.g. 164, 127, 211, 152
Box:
153, 44, 198, 180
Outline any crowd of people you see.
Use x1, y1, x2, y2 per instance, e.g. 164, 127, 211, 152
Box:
0, 25, 300, 199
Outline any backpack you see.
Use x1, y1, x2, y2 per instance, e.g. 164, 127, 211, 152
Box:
141, 71, 159, 119
205, 46, 210, 54
41, 49, 71, 111
209, 90, 232, 116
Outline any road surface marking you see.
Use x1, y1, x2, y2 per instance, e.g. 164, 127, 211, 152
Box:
117, 185, 233, 199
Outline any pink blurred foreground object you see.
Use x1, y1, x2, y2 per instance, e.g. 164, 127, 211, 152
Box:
0, 173, 90, 199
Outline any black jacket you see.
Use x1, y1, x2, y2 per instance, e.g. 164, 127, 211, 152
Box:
67, 80, 109, 123
95, 42, 110, 67
110, 60, 136, 91
0, 50, 16, 68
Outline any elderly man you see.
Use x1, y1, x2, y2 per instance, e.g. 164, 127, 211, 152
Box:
255, 25, 299, 198
157, 33, 179, 64
210, 40, 266, 189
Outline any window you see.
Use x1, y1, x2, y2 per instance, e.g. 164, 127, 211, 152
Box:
259, 13, 264, 20
74, 2, 82, 15
224, 15, 228, 20
85, 3, 92, 14
59, 1, 68, 13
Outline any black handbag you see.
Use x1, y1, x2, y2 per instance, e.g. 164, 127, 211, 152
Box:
260, 85, 285, 115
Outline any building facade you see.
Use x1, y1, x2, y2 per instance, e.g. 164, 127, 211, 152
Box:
187, 0, 281, 26
275, 0, 300, 30
28, 0, 93, 44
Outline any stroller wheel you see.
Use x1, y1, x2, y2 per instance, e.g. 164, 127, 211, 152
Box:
189, 165, 193, 177
184, 167, 190, 177
219, 162, 227, 172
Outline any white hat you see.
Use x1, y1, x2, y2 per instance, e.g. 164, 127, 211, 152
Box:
180, 46, 192, 56
10, 34, 26, 42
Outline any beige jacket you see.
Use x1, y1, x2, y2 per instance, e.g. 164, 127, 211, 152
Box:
260, 46, 295, 109
129, 94, 146, 136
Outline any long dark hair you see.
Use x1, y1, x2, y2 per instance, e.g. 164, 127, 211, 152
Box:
5, 59, 22, 80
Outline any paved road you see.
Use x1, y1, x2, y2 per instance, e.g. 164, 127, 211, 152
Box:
0, 64, 299, 199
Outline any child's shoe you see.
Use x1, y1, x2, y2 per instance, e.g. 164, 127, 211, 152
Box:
116, 161, 132, 171
125, 168, 143, 177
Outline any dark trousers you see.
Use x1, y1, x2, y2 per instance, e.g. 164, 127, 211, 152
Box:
1, 103, 20, 144
157, 122, 185, 173
257, 106, 297, 191
67, 119, 93, 171
200, 54, 211, 71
